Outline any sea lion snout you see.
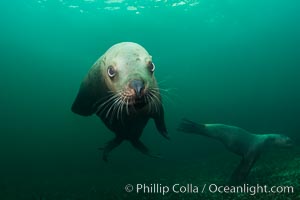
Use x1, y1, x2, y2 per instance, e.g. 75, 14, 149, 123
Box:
282, 136, 293, 147
272, 134, 293, 148
129, 79, 145, 98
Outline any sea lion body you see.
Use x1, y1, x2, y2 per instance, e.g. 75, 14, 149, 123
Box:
178, 119, 292, 184
72, 42, 168, 161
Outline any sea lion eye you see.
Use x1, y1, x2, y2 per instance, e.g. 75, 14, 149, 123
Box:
107, 66, 116, 78
148, 62, 155, 73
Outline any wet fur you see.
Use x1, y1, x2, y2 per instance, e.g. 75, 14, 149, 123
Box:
72, 42, 168, 161
178, 119, 292, 184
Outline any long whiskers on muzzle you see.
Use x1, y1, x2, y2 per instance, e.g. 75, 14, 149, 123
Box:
95, 87, 162, 124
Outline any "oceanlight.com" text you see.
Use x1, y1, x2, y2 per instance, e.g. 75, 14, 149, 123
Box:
124, 183, 294, 196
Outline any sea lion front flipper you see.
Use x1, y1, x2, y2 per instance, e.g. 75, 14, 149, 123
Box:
177, 118, 206, 135
130, 140, 161, 158
229, 153, 260, 185
153, 106, 169, 139
72, 58, 107, 116
99, 137, 123, 162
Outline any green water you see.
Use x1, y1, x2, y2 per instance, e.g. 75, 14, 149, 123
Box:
0, 0, 299, 199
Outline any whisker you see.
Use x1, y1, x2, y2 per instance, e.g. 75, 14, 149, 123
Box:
116, 100, 121, 121
150, 87, 178, 98
92, 92, 115, 110
105, 95, 121, 119
157, 79, 168, 85
126, 98, 129, 115
96, 94, 119, 115
151, 87, 177, 92
116, 97, 124, 121
148, 90, 161, 104
148, 92, 159, 113
149, 87, 178, 107
115, 98, 123, 122
146, 95, 151, 114
110, 97, 122, 122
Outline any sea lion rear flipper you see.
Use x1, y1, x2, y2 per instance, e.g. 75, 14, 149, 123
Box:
177, 118, 206, 135
153, 106, 169, 139
130, 140, 161, 158
229, 153, 259, 185
99, 137, 123, 162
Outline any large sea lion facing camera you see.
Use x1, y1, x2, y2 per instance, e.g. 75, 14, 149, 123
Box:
72, 42, 169, 161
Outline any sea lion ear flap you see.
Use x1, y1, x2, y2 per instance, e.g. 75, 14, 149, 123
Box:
71, 60, 106, 116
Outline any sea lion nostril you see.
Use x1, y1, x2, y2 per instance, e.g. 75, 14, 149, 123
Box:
130, 80, 144, 97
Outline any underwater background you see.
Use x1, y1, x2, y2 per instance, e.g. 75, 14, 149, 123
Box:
0, 0, 299, 199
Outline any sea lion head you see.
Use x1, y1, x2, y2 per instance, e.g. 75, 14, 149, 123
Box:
100, 42, 160, 112
265, 134, 293, 148
274, 134, 293, 148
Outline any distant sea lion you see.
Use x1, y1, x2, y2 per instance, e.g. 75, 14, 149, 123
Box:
72, 42, 169, 161
177, 119, 292, 184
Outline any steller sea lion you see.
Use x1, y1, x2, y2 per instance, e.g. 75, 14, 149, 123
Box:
72, 42, 169, 161
177, 119, 292, 184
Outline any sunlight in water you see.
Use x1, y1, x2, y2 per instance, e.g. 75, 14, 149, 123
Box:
36, 0, 201, 14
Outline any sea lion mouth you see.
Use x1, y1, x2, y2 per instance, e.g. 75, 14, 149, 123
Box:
122, 92, 147, 107
94, 88, 161, 120
136, 96, 151, 107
